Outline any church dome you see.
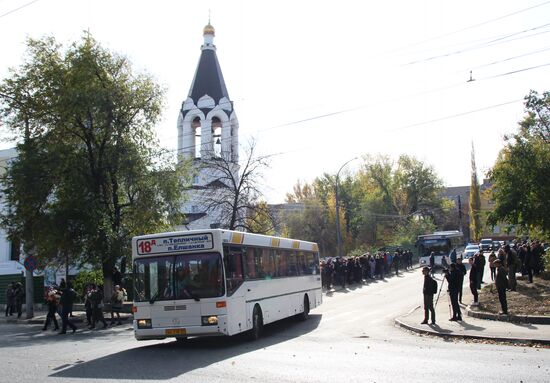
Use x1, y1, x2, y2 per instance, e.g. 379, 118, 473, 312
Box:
203, 23, 215, 36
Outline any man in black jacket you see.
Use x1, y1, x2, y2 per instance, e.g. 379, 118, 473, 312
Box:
421, 267, 436, 325
59, 282, 77, 334
444, 264, 462, 321
456, 258, 467, 304
468, 257, 479, 305
494, 259, 509, 315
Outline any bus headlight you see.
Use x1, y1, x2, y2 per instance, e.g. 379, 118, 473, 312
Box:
201, 315, 218, 326
137, 319, 152, 329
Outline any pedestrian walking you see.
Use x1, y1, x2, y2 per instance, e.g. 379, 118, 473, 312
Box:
89, 284, 108, 329
5, 282, 15, 316
110, 285, 125, 326
524, 244, 536, 283
58, 282, 77, 334
488, 251, 497, 281
444, 264, 462, 321
505, 244, 520, 291
494, 259, 509, 315
421, 266, 437, 325
83, 284, 93, 326
13, 282, 24, 318
393, 252, 400, 276
42, 288, 60, 331
468, 257, 479, 306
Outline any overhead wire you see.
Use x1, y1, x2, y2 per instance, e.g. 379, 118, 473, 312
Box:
390, 0, 550, 53
0, 0, 41, 19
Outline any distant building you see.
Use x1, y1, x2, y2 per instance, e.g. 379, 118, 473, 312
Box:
176, 22, 240, 230
441, 181, 516, 243
268, 203, 306, 236
0, 148, 25, 276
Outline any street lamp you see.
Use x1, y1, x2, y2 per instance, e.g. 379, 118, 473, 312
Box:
335, 157, 358, 258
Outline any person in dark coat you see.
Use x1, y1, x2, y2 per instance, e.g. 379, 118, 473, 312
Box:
456, 258, 467, 304
5, 282, 15, 316
89, 285, 108, 329
42, 288, 60, 331
13, 282, 24, 318
393, 252, 400, 276
58, 282, 77, 334
468, 257, 479, 305
494, 259, 509, 315
421, 267, 437, 325
444, 264, 462, 321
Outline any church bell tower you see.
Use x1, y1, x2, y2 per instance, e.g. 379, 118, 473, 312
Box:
177, 22, 240, 229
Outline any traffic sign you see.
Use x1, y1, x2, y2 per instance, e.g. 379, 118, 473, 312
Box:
24, 255, 37, 272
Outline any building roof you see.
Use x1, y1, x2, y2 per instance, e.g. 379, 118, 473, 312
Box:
188, 49, 230, 106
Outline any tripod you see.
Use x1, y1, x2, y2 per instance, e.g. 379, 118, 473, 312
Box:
434, 273, 452, 318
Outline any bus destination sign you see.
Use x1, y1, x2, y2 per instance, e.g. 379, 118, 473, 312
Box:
137, 233, 214, 255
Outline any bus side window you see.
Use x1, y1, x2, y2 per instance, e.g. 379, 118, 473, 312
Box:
224, 245, 244, 296
306, 252, 319, 275
297, 251, 307, 275
287, 251, 297, 276
244, 246, 258, 279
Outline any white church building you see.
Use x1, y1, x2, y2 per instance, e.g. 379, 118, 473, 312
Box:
176, 22, 240, 230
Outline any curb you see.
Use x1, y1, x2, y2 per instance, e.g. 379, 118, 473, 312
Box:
465, 306, 550, 325
394, 315, 550, 345
1, 314, 133, 326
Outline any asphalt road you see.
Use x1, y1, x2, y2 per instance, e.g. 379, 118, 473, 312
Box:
1, 268, 548, 383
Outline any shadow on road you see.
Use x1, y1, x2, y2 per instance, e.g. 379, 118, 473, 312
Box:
457, 321, 486, 332
49, 314, 322, 380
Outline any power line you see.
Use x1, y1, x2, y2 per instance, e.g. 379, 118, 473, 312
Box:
405, 22, 550, 65
0, 0, 41, 19
388, 99, 523, 133
392, 0, 550, 53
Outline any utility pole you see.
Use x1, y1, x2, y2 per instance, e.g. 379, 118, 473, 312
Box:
457, 195, 463, 233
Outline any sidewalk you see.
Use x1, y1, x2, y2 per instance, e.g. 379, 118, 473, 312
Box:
395, 271, 550, 345
0, 310, 133, 326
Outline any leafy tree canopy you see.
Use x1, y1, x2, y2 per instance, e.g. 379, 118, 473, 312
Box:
0, 34, 189, 287
488, 90, 550, 238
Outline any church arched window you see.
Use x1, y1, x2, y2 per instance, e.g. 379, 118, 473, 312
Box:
192, 117, 201, 159
212, 117, 222, 158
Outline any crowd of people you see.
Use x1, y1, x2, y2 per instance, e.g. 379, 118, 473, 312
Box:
4, 281, 24, 318
40, 279, 128, 334
320, 249, 415, 290
421, 239, 547, 325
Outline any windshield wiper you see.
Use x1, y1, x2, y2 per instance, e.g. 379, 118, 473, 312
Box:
149, 291, 160, 304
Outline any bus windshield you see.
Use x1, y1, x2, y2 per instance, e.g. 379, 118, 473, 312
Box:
134, 252, 224, 302
418, 239, 450, 256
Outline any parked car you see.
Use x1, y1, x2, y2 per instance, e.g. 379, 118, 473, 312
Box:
480, 238, 493, 252
492, 240, 501, 251
463, 244, 480, 260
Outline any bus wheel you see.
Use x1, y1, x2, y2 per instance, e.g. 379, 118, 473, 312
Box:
298, 295, 310, 321
250, 305, 263, 341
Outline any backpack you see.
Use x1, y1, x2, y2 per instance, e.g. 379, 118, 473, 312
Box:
431, 277, 438, 294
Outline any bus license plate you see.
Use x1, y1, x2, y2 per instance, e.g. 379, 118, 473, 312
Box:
165, 328, 186, 335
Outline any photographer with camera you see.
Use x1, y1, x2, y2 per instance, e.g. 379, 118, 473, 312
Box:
443, 263, 462, 321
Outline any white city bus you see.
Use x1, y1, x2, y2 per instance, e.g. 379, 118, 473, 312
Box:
417, 230, 465, 269
131, 229, 322, 341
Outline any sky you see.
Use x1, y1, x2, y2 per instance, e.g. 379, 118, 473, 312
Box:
1, 0, 549, 203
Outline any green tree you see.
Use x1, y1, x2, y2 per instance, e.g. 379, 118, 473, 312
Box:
469, 143, 483, 241
0, 35, 188, 293
488, 90, 550, 237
